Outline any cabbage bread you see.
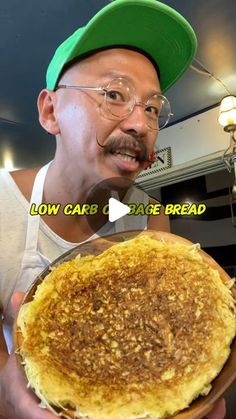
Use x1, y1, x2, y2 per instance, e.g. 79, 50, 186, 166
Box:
16, 234, 236, 418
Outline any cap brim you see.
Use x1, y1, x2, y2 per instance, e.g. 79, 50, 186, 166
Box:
47, 0, 197, 92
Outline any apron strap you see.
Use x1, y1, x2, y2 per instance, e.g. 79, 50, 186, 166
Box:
24, 161, 52, 253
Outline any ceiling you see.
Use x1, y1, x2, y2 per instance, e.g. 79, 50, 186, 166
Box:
0, 0, 236, 169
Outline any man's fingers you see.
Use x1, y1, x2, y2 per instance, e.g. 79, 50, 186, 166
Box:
10, 292, 25, 318
0, 354, 58, 419
206, 398, 226, 419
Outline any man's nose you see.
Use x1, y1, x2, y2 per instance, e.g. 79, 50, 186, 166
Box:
119, 104, 149, 137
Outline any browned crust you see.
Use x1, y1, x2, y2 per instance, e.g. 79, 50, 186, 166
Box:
13, 230, 236, 419
141, 231, 233, 287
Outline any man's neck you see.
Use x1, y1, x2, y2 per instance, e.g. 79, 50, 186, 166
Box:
43, 160, 98, 206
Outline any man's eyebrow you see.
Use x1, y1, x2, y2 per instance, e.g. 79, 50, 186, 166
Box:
99, 70, 129, 80
99, 71, 162, 95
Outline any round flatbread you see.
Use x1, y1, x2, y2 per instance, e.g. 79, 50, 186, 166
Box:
15, 231, 236, 418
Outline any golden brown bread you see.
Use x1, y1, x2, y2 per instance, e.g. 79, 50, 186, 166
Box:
15, 231, 236, 418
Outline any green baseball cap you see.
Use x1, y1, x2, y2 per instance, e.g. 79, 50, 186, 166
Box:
46, 0, 197, 92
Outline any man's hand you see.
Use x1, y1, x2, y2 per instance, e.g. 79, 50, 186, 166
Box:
206, 398, 226, 419
0, 292, 57, 419
0, 354, 57, 419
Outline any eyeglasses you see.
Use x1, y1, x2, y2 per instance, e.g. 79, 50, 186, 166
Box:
56, 77, 173, 130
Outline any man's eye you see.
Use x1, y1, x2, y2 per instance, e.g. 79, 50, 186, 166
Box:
106, 90, 124, 102
145, 105, 160, 117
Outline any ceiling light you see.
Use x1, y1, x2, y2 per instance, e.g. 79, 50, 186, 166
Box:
218, 95, 236, 131
218, 95, 236, 172
218, 95, 236, 226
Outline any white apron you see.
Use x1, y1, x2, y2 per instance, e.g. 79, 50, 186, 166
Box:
4, 163, 52, 352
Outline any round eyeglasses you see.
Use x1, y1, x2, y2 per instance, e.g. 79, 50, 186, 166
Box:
56, 77, 173, 130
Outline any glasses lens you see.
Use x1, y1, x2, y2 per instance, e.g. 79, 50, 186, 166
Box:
145, 95, 171, 130
102, 78, 172, 130
104, 78, 134, 118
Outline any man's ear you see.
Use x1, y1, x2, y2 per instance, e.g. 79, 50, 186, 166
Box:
37, 89, 60, 135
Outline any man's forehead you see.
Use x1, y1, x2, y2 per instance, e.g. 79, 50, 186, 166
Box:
61, 48, 160, 87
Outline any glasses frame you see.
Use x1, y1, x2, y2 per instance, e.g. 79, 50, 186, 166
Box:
56, 78, 173, 130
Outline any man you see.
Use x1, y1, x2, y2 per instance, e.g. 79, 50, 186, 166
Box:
0, 0, 226, 417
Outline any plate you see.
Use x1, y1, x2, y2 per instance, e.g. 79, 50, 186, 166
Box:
14, 230, 236, 419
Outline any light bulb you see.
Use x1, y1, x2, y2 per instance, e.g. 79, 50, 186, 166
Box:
218, 96, 236, 127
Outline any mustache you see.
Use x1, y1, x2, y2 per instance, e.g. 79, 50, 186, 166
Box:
96, 135, 154, 163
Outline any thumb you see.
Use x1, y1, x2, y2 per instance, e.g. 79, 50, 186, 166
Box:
11, 291, 25, 318
206, 398, 226, 419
